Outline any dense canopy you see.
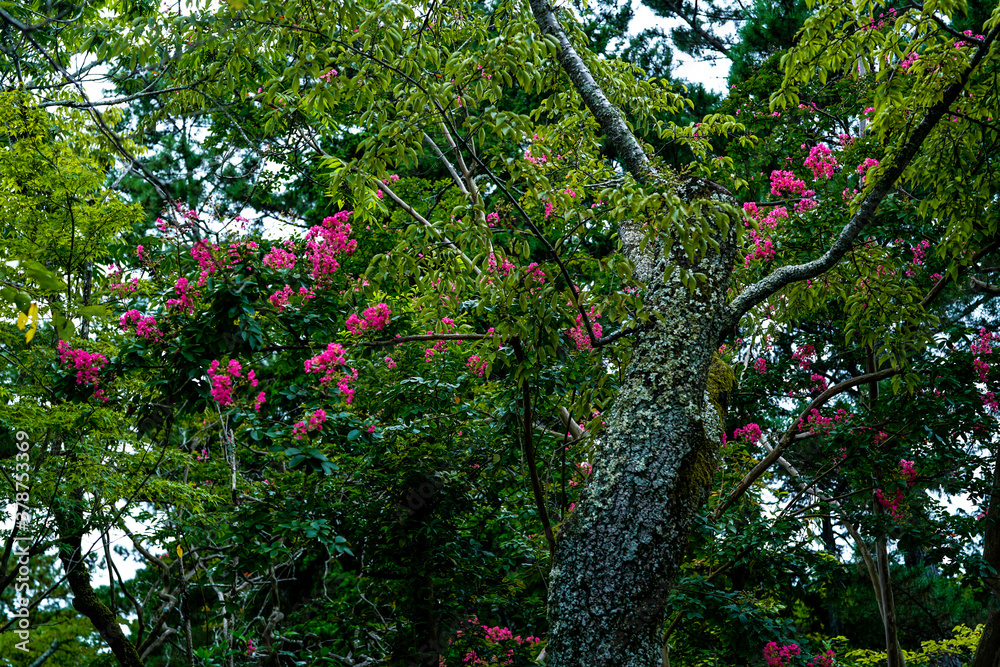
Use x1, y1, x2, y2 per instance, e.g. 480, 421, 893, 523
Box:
1, 1, 999, 666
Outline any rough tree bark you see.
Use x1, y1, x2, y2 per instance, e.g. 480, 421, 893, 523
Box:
545, 188, 735, 665
527, 2, 999, 665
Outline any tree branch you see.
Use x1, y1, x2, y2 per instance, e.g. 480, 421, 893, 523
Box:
725, 27, 999, 326
713, 368, 899, 519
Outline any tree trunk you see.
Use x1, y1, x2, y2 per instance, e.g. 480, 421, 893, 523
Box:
875, 531, 905, 667
546, 182, 736, 665
970, 448, 1000, 667
55, 489, 145, 667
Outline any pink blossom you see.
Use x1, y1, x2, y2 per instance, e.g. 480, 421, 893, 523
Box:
384, 356, 396, 369
793, 344, 816, 369
302, 211, 357, 284
900, 459, 917, 486
857, 158, 880, 186
795, 198, 818, 213
525, 262, 546, 284
206, 359, 245, 407
734, 422, 762, 444
269, 285, 294, 310
876, 487, 906, 519
466, 355, 487, 377
744, 230, 775, 267
807, 650, 836, 667
804, 143, 838, 179
166, 277, 196, 314
770, 170, 810, 197
304, 343, 348, 385
754, 357, 767, 374
120, 309, 163, 341
487, 253, 515, 276
58, 340, 109, 401
764, 642, 801, 667
263, 246, 297, 270
566, 306, 602, 351
345, 303, 391, 334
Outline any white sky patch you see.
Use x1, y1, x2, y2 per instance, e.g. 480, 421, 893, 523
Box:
628, 0, 735, 93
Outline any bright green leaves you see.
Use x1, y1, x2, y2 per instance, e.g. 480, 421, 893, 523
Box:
17, 260, 68, 293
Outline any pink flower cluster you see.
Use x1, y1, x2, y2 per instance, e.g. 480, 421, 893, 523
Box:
523, 148, 549, 165
207, 359, 257, 407
764, 642, 801, 667
120, 309, 163, 341
487, 253, 515, 276
524, 262, 546, 284
954, 30, 985, 48
770, 170, 814, 198
900, 51, 919, 70
905, 239, 930, 277
304, 343, 357, 404
293, 408, 327, 439
899, 459, 917, 486
166, 277, 196, 314
190, 240, 220, 286
799, 408, 851, 434
466, 354, 487, 377
269, 284, 294, 310
58, 340, 109, 401
303, 211, 357, 283
742, 202, 788, 230
734, 422, 762, 444
807, 650, 836, 667
973, 327, 997, 382
454, 616, 543, 667
263, 246, 297, 270
754, 357, 767, 374
793, 344, 816, 369
345, 303, 391, 334
810, 373, 828, 394
107, 265, 138, 296
857, 158, 880, 186
566, 306, 602, 351
876, 487, 906, 519
804, 144, 838, 180
745, 229, 775, 267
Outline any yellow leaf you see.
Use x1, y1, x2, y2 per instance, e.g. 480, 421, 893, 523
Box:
176, 545, 184, 558
25, 325, 36, 343
16, 312, 27, 330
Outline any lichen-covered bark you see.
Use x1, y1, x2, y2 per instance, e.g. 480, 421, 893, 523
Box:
546, 183, 736, 666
